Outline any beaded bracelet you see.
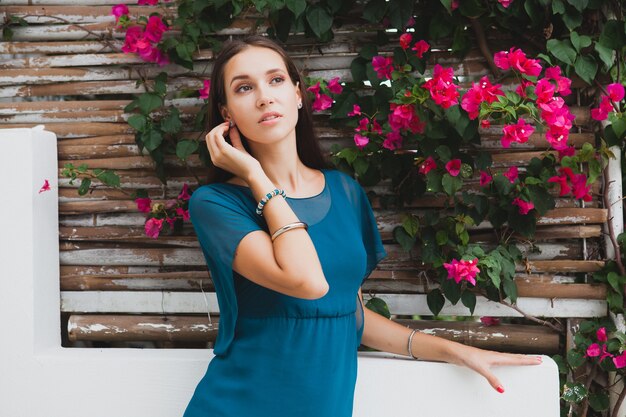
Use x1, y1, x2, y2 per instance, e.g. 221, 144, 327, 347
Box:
256, 188, 286, 216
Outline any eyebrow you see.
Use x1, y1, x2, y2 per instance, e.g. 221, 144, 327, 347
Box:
229, 68, 286, 86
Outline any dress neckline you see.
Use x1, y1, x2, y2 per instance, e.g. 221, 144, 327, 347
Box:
220, 169, 329, 201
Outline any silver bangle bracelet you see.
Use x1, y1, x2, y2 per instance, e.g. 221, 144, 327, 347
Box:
270, 221, 308, 242
408, 328, 419, 360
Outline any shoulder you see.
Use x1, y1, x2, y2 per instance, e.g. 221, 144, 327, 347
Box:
189, 183, 253, 216
325, 168, 364, 205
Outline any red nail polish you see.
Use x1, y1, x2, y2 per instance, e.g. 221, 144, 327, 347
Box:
497, 386, 505, 393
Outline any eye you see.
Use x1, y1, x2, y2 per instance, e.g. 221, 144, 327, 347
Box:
271, 76, 285, 84
235, 84, 251, 93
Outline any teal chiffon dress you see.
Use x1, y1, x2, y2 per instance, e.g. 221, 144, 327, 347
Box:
182, 168, 387, 417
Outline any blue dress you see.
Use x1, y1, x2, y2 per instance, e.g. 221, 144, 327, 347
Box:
183, 168, 387, 417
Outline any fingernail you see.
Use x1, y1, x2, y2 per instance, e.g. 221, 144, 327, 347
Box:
536, 356, 543, 362
496, 386, 505, 393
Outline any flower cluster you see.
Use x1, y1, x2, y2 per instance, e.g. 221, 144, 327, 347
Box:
443, 258, 480, 286
307, 77, 342, 111
135, 183, 191, 238
351, 114, 382, 150
585, 327, 626, 369
112, 3, 170, 66
494, 47, 542, 77
500, 118, 534, 148
591, 83, 624, 121
198, 79, 210, 100
422, 64, 460, 109
548, 167, 592, 202
398, 34, 430, 59
461, 76, 504, 119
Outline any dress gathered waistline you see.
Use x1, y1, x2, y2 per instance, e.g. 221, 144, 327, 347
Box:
237, 311, 356, 320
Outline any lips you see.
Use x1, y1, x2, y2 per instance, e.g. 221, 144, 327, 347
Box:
258, 112, 283, 123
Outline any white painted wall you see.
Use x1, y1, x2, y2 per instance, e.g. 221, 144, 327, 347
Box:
0, 126, 559, 417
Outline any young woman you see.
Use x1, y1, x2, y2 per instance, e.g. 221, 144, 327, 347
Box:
183, 35, 541, 417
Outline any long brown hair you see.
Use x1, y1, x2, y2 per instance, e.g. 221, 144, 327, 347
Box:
205, 35, 331, 184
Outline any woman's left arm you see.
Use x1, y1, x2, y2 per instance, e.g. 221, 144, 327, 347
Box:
358, 289, 542, 393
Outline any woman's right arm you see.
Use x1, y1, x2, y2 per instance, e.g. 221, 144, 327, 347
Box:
205, 121, 328, 300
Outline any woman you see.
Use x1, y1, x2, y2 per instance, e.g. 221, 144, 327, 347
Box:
183, 35, 541, 417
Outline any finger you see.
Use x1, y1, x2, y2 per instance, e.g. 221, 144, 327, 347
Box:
478, 368, 504, 393
493, 353, 543, 366
212, 122, 231, 151
228, 125, 244, 150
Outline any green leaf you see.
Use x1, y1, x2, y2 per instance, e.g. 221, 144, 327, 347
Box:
594, 41, 615, 69
563, 9, 582, 31
588, 392, 610, 412
607, 272, 623, 294
574, 55, 598, 85
427, 289, 446, 316
362, 0, 387, 24
143, 128, 163, 151
502, 277, 518, 303
436, 230, 448, 246
138, 93, 163, 115
442, 173, 463, 196
552, 0, 565, 14
393, 226, 416, 252
388, 0, 413, 31
562, 381, 587, 403
461, 291, 476, 315
306, 5, 333, 39
546, 39, 576, 66
435, 145, 451, 162
127, 114, 147, 132
570, 31, 592, 52
402, 215, 420, 237
600, 20, 626, 50
458, 0, 486, 18
608, 291, 624, 311
426, 171, 443, 193
78, 178, 91, 196
567, 0, 588, 13
441, 277, 462, 305
365, 296, 391, 319
161, 107, 182, 134
176, 139, 199, 160
285, 0, 306, 17
566, 350, 586, 369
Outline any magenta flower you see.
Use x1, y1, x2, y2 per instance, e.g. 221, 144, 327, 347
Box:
480, 316, 500, 326
494, 47, 542, 76
501, 119, 534, 148
443, 258, 480, 286
138, 0, 159, 4
607, 83, 625, 102
371, 119, 383, 135
445, 159, 461, 177
111, 4, 129, 20
451, 0, 459, 10
199, 79, 210, 100
422, 64, 459, 109
145, 217, 164, 238
613, 351, 626, 369
419, 156, 436, 175
461, 76, 503, 119
327, 77, 343, 94
498, 0, 514, 7
176, 207, 190, 221
544, 66, 572, 96
312, 94, 333, 111
347, 104, 361, 117
534, 78, 555, 104
144, 15, 168, 43
479, 171, 493, 186
591, 96, 614, 121
388, 103, 425, 134
571, 172, 592, 202
597, 327, 608, 343
135, 197, 152, 213
503, 166, 518, 183
547, 174, 571, 197
38, 179, 51, 193
382, 131, 403, 150
372, 56, 394, 80
399, 33, 412, 50
354, 133, 369, 149
121, 26, 144, 54
512, 197, 534, 215
557, 146, 576, 160
307, 82, 320, 96
412, 40, 430, 58
165, 216, 175, 229
480, 120, 491, 129
178, 183, 191, 200
586, 343, 601, 357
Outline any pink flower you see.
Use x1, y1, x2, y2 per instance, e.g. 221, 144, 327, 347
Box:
145, 217, 164, 238
388, 103, 425, 134
571, 172, 592, 202
371, 119, 383, 135
372, 56, 394, 80
165, 199, 177, 209
199, 79, 210, 100
451, 0, 459, 10
597, 327, 608, 343
515, 79, 533, 98
480, 120, 491, 129
591, 96, 614, 121
121, 26, 144, 54
445, 159, 461, 177
557, 146, 577, 160
586, 343, 600, 357
347, 104, 361, 117
412, 40, 430, 58
443, 258, 480, 286
494, 47, 542, 76
419, 156, 437, 175
501, 119, 534, 148
503, 166, 518, 183
312, 94, 333, 111
178, 183, 191, 201
607, 83, 625, 102
480, 171, 493, 186
534, 78, 555, 104
307, 82, 320, 96
461, 76, 503, 119
111, 4, 129, 20
138, 0, 159, 4
38, 179, 51, 193
480, 316, 500, 326
613, 351, 626, 369
547, 174, 571, 196
399, 33, 412, 50
354, 133, 369, 149
544, 66, 572, 96
165, 216, 175, 229
498, 0, 514, 8
176, 207, 190, 221
382, 131, 403, 150
422, 64, 459, 109
355, 117, 369, 132
327, 77, 343, 94
135, 197, 152, 213
512, 197, 534, 215
144, 15, 168, 43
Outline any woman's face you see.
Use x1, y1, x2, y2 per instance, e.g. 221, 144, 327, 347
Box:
220, 46, 302, 145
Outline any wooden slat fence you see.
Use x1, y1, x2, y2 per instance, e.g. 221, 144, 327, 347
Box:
0, 1, 611, 355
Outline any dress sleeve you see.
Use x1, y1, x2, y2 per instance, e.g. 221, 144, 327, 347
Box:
188, 185, 264, 356
357, 183, 387, 286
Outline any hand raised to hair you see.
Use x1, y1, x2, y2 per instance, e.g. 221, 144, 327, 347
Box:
205, 121, 261, 181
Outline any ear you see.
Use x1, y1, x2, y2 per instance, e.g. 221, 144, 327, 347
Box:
219, 105, 231, 121
295, 81, 302, 101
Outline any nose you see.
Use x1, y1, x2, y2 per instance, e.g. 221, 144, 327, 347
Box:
256, 86, 275, 107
